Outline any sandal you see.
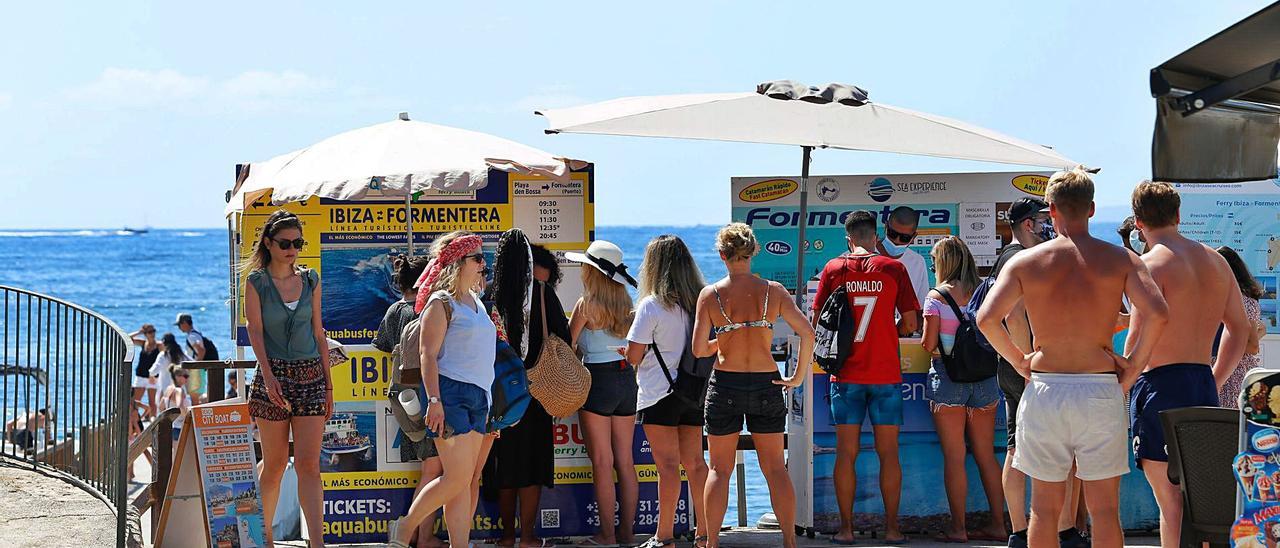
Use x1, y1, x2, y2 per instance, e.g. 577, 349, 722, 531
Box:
635, 537, 675, 548
694, 534, 709, 548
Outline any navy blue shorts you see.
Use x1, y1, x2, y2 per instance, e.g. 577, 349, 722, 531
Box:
1130, 363, 1219, 467
423, 375, 489, 438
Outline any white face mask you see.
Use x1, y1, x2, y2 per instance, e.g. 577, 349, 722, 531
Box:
1129, 229, 1146, 254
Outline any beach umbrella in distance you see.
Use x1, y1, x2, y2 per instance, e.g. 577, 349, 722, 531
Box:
536, 81, 1082, 304
225, 112, 580, 253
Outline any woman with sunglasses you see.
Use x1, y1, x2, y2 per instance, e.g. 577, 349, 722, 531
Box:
243, 210, 333, 547
391, 231, 495, 548
129, 324, 161, 418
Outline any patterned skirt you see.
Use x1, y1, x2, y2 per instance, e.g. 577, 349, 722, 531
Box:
249, 357, 328, 421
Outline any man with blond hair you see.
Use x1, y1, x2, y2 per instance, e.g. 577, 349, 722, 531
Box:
978, 167, 1169, 548
1128, 180, 1252, 548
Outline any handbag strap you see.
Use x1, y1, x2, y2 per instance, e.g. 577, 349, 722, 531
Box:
934, 286, 967, 358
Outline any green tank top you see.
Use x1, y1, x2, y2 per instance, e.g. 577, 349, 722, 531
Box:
249, 268, 320, 360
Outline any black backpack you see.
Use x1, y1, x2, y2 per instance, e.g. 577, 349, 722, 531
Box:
651, 309, 715, 406
935, 287, 998, 382
188, 329, 220, 361
813, 283, 854, 376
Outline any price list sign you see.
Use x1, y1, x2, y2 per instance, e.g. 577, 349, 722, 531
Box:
192, 402, 268, 548
512, 173, 588, 244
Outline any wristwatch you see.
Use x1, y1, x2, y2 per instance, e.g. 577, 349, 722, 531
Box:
426, 395, 441, 405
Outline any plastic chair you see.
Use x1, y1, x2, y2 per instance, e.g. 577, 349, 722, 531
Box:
1160, 406, 1241, 548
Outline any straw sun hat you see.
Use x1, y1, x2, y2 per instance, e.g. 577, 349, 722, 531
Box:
565, 241, 637, 288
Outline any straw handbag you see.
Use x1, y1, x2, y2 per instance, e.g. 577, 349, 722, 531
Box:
527, 284, 591, 417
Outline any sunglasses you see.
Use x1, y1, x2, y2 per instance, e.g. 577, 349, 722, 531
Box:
464, 252, 485, 263
886, 225, 917, 245
272, 238, 306, 250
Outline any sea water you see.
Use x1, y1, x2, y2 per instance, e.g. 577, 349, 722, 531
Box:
0, 223, 1125, 527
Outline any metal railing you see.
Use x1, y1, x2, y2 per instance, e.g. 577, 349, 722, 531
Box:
0, 286, 133, 548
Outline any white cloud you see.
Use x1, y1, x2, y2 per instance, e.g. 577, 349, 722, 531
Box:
60, 68, 353, 114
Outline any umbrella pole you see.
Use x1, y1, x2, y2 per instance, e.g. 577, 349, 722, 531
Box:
793, 146, 813, 309
405, 186, 414, 256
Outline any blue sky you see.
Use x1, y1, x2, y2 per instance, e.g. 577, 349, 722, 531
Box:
0, 1, 1268, 228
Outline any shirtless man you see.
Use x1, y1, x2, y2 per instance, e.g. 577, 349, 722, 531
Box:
1128, 181, 1251, 548
977, 167, 1169, 548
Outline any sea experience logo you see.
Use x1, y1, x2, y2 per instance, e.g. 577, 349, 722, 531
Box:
764, 241, 792, 255
816, 177, 840, 202
867, 177, 894, 202
739, 179, 798, 203
1012, 174, 1049, 196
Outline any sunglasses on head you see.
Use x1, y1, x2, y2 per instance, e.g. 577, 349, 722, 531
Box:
272, 238, 306, 250
886, 225, 917, 245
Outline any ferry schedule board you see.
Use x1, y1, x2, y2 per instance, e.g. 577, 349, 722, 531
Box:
191, 401, 268, 548
1174, 179, 1280, 336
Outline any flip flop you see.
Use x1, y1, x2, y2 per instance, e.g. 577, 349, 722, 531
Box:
933, 532, 966, 543
635, 537, 675, 548
882, 536, 909, 545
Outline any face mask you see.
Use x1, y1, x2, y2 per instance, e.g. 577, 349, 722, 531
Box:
881, 236, 905, 256
1129, 229, 1146, 254
1037, 219, 1057, 242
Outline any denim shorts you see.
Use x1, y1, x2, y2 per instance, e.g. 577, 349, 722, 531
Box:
704, 370, 786, 436
423, 375, 489, 438
829, 382, 903, 426
581, 361, 639, 417
926, 358, 1001, 410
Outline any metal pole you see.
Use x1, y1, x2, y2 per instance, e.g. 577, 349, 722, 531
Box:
736, 450, 747, 527
117, 340, 129, 548
793, 146, 813, 310
405, 185, 414, 255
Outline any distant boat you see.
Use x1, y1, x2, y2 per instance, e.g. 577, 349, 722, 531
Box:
118, 227, 149, 235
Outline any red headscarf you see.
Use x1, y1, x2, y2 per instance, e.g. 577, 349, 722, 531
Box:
413, 234, 483, 314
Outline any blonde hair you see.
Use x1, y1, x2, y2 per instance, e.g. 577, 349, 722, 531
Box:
427, 231, 476, 298
579, 267, 634, 338
715, 222, 760, 261
931, 236, 981, 294
638, 235, 705, 313
1044, 166, 1095, 219
1131, 180, 1181, 229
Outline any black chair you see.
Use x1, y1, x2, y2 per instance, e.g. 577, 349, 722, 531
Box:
1160, 406, 1241, 548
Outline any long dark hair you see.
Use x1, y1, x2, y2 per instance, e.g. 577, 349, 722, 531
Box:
243, 210, 302, 274
531, 244, 562, 289
1218, 246, 1264, 300
161, 333, 185, 365
486, 229, 532, 355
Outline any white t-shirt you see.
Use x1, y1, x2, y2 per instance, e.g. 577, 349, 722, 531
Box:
150, 350, 191, 397
898, 248, 930, 313
626, 296, 690, 411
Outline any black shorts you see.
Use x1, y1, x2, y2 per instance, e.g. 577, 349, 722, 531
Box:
705, 370, 786, 436
581, 361, 639, 417
639, 374, 706, 427
997, 360, 1026, 448
1130, 363, 1219, 467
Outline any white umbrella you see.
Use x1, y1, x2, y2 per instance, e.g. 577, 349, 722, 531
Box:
537, 81, 1082, 299
225, 113, 579, 252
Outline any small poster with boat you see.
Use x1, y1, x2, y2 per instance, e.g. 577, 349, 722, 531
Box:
191, 401, 268, 548
320, 403, 377, 473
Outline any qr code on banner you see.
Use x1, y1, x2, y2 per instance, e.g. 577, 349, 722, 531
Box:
541, 509, 560, 529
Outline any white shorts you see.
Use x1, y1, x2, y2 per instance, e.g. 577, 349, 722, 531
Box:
132, 375, 156, 390
1012, 373, 1130, 482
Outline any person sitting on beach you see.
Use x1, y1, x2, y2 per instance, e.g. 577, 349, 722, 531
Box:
977, 167, 1169, 548
568, 239, 640, 548
390, 231, 495, 548
1128, 181, 1251, 548
4, 408, 52, 452
692, 223, 814, 548
243, 210, 334, 548
373, 253, 444, 548
920, 236, 1007, 543
625, 235, 711, 548
813, 210, 919, 545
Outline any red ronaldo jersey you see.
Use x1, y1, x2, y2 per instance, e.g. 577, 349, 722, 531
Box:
812, 252, 920, 384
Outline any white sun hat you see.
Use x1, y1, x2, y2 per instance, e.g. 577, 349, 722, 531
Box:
565, 241, 636, 288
